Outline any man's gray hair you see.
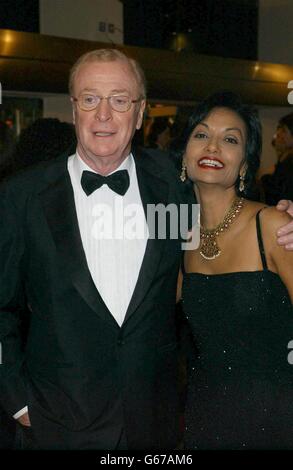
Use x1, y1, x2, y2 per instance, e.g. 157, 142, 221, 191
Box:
69, 48, 147, 98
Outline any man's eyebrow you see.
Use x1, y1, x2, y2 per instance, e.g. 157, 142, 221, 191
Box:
81, 88, 130, 95
110, 89, 130, 95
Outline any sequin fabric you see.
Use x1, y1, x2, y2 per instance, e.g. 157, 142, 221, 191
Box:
182, 270, 293, 449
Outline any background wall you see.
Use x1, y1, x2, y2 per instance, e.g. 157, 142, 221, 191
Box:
258, 0, 293, 172
40, 0, 123, 44
39, 0, 123, 124
42, 95, 72, 123
258, 0, 293, 65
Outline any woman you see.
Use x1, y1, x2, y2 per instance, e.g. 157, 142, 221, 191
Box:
176, 91, 293, 449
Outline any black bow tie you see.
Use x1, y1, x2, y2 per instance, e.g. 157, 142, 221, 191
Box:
81, 169, 130, 196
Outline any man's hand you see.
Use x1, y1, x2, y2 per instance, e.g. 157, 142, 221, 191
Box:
17, 412, 31, 427
276, 200, 293, 250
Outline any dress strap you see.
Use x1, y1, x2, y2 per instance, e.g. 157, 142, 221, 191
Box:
256, 209, 268, 271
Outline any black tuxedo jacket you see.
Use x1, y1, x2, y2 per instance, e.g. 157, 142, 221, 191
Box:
0, 149, 189, 449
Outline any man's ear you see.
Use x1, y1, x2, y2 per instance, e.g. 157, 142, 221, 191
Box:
70, 97, 76, 125
136, 100, 146, 130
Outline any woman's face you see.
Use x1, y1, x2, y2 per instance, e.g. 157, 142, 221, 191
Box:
184, 107, 247, 190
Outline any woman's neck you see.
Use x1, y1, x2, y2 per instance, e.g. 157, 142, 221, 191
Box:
194, 184, 238, 229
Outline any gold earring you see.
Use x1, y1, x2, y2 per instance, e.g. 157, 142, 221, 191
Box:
180, 162, 187, 182
239, 173, 245, 192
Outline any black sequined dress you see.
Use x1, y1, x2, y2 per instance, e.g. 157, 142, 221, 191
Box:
182, 211, 293, 449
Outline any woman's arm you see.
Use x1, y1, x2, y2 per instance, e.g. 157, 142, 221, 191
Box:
176, 268, 183, 303
262, 207, 293, 303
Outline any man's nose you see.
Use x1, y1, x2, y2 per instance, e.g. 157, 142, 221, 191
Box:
94, 98, 113, 121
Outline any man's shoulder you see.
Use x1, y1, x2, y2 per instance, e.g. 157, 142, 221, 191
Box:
133, 146, 195, 204
133, 146, 179, 181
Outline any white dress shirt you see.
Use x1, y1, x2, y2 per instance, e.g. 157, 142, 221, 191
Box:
68, 152, 148, 327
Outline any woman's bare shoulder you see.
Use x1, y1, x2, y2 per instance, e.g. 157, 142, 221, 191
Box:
260, 206, 292, 233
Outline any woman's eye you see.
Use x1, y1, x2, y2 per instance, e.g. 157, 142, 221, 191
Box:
225, 136, 238, 144
194, 132, 207, 139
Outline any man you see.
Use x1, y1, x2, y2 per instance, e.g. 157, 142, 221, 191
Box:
0, 49, 293, 450
261, 112, 293, 205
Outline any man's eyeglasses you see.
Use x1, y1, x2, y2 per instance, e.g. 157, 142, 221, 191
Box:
71, 94, 143, 113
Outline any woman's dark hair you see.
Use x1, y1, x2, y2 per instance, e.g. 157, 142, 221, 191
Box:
171, 91, 262, 200
279, 112, 293, 136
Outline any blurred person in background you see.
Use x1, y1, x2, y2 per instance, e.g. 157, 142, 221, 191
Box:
261, 112, 293, 205
146, 117, 172, 152
0, 120, 15, 183
12, 117, 77, 172
0, 118, 76, 182
0, 120, 14, 165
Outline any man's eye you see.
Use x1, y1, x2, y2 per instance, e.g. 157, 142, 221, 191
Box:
83, 95, 96, 104
113, 96, 129, 105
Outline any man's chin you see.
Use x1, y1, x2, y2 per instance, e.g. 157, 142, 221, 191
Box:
80, 147, 117, 161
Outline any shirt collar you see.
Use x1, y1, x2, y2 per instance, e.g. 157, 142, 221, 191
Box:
73, 151, 134, 181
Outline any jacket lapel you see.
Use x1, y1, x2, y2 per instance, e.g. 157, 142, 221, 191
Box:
39, 157, 119, 329
39, 152, 171, 327
124, 151, 170, 323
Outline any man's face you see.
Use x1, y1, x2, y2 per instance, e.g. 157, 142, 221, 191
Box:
274, 124, 293, 153
72, 60, 145, 173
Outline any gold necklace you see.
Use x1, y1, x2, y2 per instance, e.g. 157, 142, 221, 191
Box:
200, 197, 244, 260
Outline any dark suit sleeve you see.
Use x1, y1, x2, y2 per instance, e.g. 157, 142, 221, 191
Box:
0, 184, 28, 415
